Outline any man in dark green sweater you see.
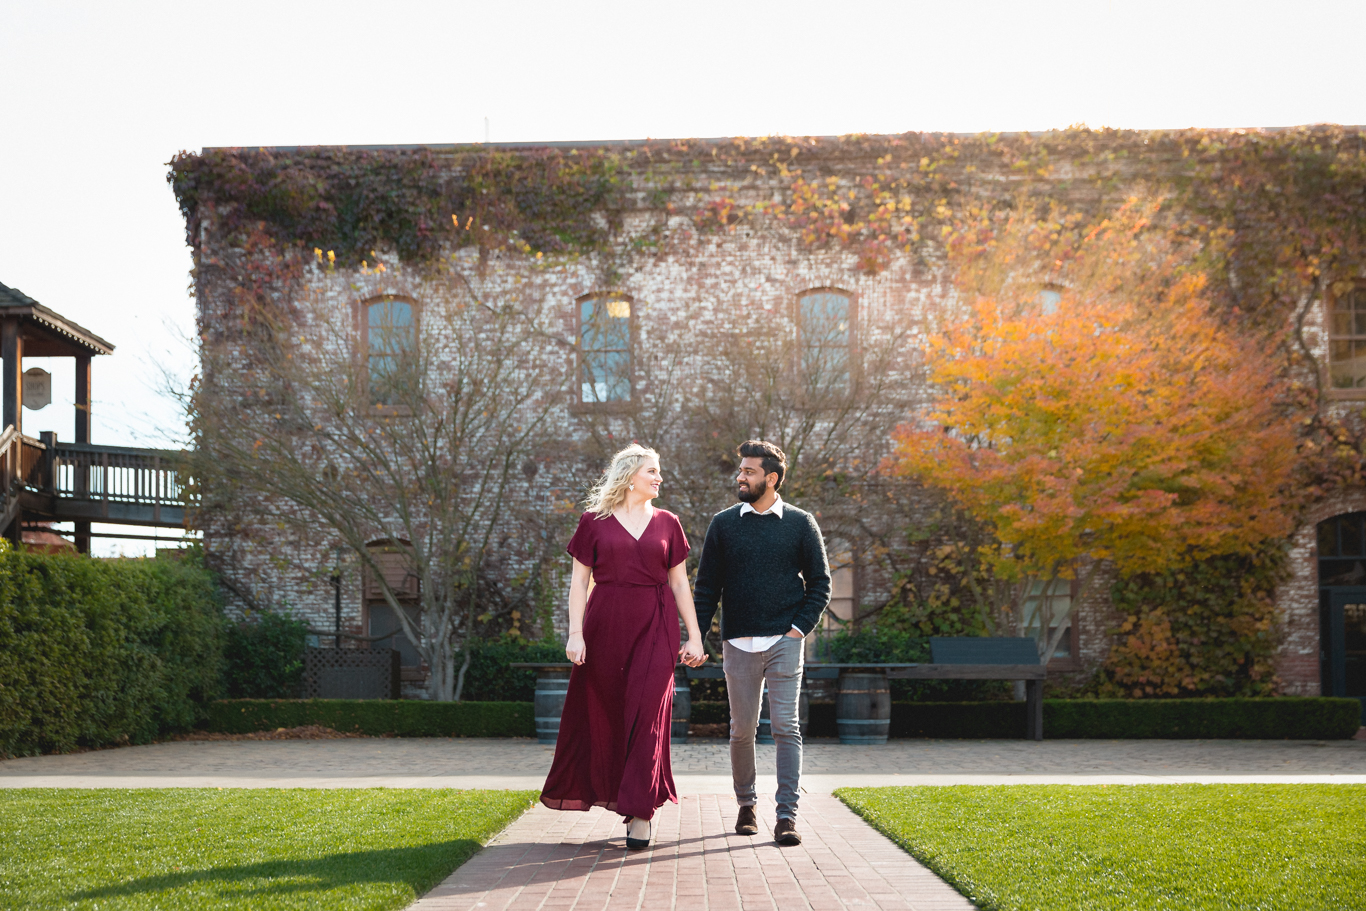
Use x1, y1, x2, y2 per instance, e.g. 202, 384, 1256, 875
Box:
693, 439, 831, 846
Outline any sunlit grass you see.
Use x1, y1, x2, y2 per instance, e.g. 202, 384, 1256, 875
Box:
837, 784, 1366, 911
0, 788, 537, 910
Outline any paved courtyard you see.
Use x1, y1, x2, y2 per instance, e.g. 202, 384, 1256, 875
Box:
2, 735, 1363, 789
5, 736, 1362, 910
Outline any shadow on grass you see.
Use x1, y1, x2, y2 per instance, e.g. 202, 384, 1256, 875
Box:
70, 839, 482, 902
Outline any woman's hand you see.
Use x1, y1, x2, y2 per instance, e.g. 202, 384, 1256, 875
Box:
566, 632, 586, 665
680, 637, 706, 667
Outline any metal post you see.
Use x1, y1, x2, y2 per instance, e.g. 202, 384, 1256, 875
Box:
333, 548, 343, 649
1025, 678, 1044, 741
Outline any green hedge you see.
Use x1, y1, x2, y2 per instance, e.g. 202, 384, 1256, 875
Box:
0, 549, 223, 756
692, 698, 1361, 740
206, 699, 535, 737
454, 638, 567, 702
1042, 697, 1361, 740
222, 610, 310, 698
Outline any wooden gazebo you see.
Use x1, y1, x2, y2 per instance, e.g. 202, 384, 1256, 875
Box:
0, 281, 187, 551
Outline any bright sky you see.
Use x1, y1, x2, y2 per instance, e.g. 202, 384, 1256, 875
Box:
3, 0, 1364, 553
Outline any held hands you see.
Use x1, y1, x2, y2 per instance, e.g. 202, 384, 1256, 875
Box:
679, 637, 707, 667
566, 632, 586, 665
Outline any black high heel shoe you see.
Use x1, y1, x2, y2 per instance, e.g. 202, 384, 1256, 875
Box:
625, 816, 653, 850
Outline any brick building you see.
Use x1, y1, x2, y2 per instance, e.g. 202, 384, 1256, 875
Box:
172, 129, 1366, 703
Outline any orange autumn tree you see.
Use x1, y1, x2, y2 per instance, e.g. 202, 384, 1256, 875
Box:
892, 198, 1301, 661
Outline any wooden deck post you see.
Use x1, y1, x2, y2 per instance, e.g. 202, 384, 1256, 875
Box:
2, 319, 22, 544
74, 355, 91, 554
2, 319, 22, 435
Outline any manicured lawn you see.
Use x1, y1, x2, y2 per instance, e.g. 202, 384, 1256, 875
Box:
0, 788, 537, 910
837, 784, 1366, 911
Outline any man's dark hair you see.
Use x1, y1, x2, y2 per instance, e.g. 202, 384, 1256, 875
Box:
737, 439, 787, 490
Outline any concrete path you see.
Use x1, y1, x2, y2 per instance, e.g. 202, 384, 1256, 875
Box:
410, 794, 972, 911
3, 736, 1364, 789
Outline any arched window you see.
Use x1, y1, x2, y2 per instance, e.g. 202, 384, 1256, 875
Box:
578, 293, 632, 404
364, 296, 415, 405
798, 289, 855, 389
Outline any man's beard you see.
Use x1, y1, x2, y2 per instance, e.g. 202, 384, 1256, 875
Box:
737, 477, 768, 503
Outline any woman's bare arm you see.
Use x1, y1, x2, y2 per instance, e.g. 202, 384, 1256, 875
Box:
670, 561, 706, 666
565, 558, 591, 665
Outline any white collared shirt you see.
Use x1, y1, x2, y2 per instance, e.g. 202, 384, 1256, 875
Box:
728, 494, 802, 653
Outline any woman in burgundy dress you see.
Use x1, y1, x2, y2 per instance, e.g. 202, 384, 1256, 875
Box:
540, 444, 707, 849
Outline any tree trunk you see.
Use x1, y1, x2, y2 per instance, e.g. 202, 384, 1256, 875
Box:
428, 646, 457, 702
453, 647, 472, 702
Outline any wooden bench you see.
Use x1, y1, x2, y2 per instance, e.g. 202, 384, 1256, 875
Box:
910, 637, 1045, 741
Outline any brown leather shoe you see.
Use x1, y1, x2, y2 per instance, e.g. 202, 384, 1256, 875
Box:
735, 805, 758, 835
774, 817, 801, 846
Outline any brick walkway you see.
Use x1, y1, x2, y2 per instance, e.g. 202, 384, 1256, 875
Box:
412, 795, 972, 911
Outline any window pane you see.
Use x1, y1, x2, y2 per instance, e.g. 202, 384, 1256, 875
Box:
1037, 289, 1062, 315
581, 297, 631, 351
1334, 311, 1353, 336
1320, 518, 1340, 558
802, 346, 850, 387
369, 299, 414, 355
800, 292, 850, 346
1341, 515, 1363, 557
1330, 339, 1366, 388
582, 351, 629, 402
1022, 579, 1071, 658
800, 292, 851, 387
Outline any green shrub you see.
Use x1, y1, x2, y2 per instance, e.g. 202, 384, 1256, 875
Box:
0, 548, 223, 756
206, 699, 534, 737
222, 610, 309, 698
454, 637, 566, 701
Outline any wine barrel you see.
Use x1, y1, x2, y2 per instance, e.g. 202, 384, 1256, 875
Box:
533, 667, 572, 744
671, 667, 691, 744
757, 683, 810, 744
836, 670, 891, 745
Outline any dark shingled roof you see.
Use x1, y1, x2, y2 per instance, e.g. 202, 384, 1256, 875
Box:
0, 281, 114, 355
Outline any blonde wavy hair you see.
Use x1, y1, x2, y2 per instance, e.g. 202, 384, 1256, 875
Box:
585, 444, 660, 518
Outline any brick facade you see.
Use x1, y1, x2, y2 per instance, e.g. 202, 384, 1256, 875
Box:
180, 135, 1361, 698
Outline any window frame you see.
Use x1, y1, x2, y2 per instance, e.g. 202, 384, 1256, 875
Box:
571, 291, 637, 413
358, 294, 419, 413
1324, 280, 1366, 400
795, 287, 859, 391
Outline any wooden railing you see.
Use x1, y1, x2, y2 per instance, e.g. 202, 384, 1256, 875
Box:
0, 426, 192, 529
50, 442, 189, 509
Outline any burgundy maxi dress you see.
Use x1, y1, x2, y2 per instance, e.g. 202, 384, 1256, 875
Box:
540, 509, 689, 821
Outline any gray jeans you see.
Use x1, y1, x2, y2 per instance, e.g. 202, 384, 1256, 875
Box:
724, 636, 804, 820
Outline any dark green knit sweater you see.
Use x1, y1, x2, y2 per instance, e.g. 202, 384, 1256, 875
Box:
692, 502, 832, 639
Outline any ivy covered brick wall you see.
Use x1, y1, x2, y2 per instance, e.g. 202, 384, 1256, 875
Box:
171, 127, 1366, 697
